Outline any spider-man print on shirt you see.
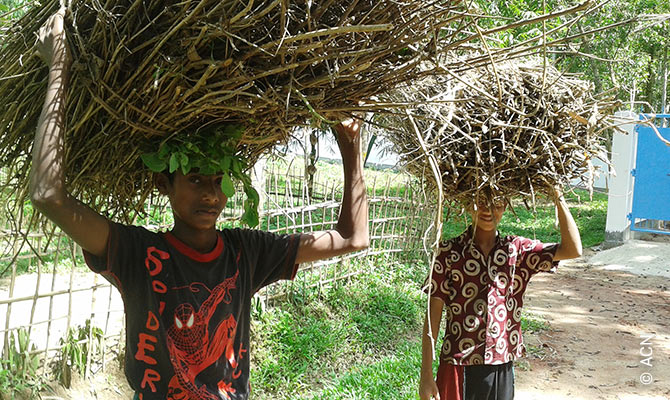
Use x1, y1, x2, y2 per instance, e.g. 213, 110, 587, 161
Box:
83, 224, 301, 399
166, 270, 241, 400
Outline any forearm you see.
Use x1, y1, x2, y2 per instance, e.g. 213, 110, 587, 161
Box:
421, 318, 437, 379
30, 59, 69, 205
28, 7, 111, 258
553, 194, 582, 260
421, 298, 443, 379
335, 141, 369, 249
294, 121, 369, 264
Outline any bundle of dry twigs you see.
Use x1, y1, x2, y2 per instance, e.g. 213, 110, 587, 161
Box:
0, 0, 623, 222
375, 59, 621, 207
0, 0, 468, 221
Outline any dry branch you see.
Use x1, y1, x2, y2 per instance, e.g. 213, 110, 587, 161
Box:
374, 59, 622, 207
0, 0, 465, 221
0, 0, 617, 221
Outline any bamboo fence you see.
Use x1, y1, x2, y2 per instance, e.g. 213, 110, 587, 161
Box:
0, 157, 432, 379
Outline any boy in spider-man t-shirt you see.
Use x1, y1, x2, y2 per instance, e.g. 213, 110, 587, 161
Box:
31, 9, 369, 400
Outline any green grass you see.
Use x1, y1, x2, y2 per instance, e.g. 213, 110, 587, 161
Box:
313, 341, 423, 400
0, 236, 88, 279
250, 257, 426, 400
520, 310, 550, 333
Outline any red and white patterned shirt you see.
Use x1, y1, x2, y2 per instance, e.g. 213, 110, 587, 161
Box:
427, 227, 559, 365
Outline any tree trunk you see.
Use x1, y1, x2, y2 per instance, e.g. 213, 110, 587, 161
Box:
644, 48, 657, 113
306, 129, 318, 199
589, 58, 603, 95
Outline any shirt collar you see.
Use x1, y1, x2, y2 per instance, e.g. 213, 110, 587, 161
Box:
163, 231, 224, 263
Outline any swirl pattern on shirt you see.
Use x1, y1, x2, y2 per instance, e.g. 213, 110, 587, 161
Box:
426, 228, 558, 365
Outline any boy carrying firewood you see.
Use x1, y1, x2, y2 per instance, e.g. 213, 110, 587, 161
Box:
31, 8, 369, 399
418, 188, 582, 400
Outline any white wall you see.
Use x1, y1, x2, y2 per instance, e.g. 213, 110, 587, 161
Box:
604, 111, 638, 247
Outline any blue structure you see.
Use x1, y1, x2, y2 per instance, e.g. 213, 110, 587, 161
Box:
629, 114, 670, 235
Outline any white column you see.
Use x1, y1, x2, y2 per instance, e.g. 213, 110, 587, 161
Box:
604, 111, 638, 247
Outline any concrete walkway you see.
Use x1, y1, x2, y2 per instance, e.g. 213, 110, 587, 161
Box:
590, 239, 670, 279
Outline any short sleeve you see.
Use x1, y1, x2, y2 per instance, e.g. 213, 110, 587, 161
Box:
424, 244, 453, 304
515, 236, 559, 273
82, 222, 153, 289
231, 229, 301, 293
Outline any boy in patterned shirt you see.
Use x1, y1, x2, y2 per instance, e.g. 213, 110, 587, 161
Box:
418, 189, 582, 400
31, 9, 369, 399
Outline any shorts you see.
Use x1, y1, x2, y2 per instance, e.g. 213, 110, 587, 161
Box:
436, 361, 514, 400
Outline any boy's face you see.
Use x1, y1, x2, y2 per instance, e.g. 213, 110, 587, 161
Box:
468, 197, 506, 232
156, 171, 227, 231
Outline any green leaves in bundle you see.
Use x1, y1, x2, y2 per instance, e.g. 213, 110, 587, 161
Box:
140, 124, 260, 227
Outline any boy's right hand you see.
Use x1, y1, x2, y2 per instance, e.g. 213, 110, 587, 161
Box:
35, 6, 68, 68
418, 376, 440, 400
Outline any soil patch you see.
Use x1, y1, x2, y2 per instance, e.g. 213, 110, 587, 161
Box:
516, 246, 670, 400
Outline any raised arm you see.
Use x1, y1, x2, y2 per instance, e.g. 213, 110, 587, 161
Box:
29, 8, 110, 257
295, 118, 369, 264
552, 187, 582, 261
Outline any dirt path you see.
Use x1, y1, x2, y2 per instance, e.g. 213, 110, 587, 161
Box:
516, 247, 670, 400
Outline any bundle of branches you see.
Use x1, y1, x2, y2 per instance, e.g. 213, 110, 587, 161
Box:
375, 59, 621, 208
0, 0, 470, 222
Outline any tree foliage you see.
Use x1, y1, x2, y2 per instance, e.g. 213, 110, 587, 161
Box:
471, 0, 670, 113
0, 0, 30, 22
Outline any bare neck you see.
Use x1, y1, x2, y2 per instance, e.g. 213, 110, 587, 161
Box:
171, 220, 218, 253
473, 226, 498, 257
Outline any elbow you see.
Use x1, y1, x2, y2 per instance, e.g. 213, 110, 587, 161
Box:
563, 244, 583, 260
572, 238, 583, 258
349, 231, 370, 252
555, 240, 582, 261
352, 236, 370, 252
29, 187, 66, 213
568, 249, 583, 260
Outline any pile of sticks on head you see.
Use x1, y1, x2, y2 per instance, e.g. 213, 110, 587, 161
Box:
0, 0, 624, 221
375, 59, 622, 209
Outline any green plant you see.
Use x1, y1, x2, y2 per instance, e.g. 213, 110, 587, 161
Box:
520, 310, 550, 334
52, 319, 104, 388
0, 327, 45, 399
141, 124, 260, 227
250, 256, 426, 398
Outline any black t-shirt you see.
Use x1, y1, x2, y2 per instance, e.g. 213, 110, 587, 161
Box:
84, 222, 301, 399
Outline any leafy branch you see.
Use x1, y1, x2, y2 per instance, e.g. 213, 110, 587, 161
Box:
140, 124, 260, 227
